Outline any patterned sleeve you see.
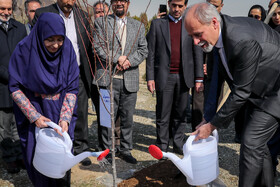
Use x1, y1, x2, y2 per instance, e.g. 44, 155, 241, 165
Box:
59, 93, 77, 124
11, 90, 42, 123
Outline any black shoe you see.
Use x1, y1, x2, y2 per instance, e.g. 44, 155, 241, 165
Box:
16, 159, 26, 170
173, 148, 183, 155
234, 134, 241, 144
80, 157, 92, 166
5, 161, 20, 174
118, 151, 137, 164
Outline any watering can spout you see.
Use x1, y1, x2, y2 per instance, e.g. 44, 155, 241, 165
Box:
148, 145, 193, 179
64, 149, 110, 171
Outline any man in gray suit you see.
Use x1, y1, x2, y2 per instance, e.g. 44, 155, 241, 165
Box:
93, 0, 148, 164
186, 3, 280, 186
146, 0, 204, 154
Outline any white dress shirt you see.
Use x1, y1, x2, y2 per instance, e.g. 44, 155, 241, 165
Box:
57, 4, 80, 66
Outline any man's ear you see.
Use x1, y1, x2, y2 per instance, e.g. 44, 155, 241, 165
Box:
212, 17, 219, 30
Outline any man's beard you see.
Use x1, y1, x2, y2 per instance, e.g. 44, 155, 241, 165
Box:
115, 9, 125, 17
0, 15, 11, 22
198, 41, 214, 53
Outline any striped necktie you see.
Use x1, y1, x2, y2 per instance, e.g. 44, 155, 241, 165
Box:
1, 22, 8, 32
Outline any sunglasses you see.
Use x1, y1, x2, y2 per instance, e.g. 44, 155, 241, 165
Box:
248, 14, 261, 20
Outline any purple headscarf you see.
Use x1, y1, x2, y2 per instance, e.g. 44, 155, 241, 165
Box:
9, 12, 78, 94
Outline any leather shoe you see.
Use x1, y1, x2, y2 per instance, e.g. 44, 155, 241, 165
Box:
80, 157, 92, 166
234, 134, 241, 144
118, 151, 137, 164
5, 161, 20, 174
16, 159, 26, 170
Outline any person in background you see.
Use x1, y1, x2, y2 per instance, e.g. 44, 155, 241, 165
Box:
248, 5, 266, 22
269, 3, 280, 31
93, 1, 109, 19
0, 0, 27, 174
186, 3, 280, 186
33, 0, 94, 166
9, 12, 79, 186
206, 0, 223, 13
146, 0, 204, 155
269, 0, 278, 10
24, 0, 41, 34
92, 0, 116, 152
93, 0, 148, 164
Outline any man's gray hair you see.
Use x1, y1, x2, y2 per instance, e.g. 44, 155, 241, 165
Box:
191, 2, 221, 25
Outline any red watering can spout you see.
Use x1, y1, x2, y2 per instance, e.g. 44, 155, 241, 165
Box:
148, 145, 163, 160
97, 149, 110, 161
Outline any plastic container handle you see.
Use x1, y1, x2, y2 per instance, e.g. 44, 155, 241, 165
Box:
212, 129, 219, 143
186, 135, 196, 151
45, 121, 72, 149
187, 129, 219, 149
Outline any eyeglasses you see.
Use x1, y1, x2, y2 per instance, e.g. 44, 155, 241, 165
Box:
248, 14, 261, 20
111, 0, 129, 4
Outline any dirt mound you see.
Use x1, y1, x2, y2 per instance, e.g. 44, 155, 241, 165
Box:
118, 160, 190, 187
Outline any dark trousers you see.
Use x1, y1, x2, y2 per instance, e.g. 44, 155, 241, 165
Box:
0, 108, 22, 163
156, 73, 189, 152
73, 76, 89, 155
191, 89, 204, 131
101, 78, 137, 152
239, 102, 278, 187
267, 125, 280, 175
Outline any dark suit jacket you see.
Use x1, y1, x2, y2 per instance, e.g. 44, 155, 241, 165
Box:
33, 4, 94, 97
146, 15, 204, 92
0, 19, 27, 108
210, 15, 280, 128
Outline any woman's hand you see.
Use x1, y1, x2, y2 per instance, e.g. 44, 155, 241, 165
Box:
35, 116, 51, 128
55, 120, 69, 136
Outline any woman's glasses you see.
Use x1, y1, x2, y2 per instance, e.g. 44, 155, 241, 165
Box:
248, 14, 261, 20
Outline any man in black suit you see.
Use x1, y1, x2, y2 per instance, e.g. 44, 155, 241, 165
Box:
146, 0, 204, 154
33, 0, 94, 166
185, 3, 280, 186
0, 0, 27, 173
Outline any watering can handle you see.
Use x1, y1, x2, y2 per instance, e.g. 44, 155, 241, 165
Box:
212, 129, 219, 143
187, 129, 219, 149
45, 121, 72, 148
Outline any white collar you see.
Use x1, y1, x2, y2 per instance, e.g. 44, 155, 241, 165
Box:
168, 14, 182, 23
215, 26, 223, 48
116, 16, 127, 24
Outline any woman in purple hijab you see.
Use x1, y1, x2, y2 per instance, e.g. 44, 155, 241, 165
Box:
8, 12, 79, 186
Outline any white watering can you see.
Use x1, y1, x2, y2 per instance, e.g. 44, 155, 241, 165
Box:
33, 121, 109, 179
149, 129, 219, 186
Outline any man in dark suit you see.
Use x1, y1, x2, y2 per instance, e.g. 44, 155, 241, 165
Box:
185, 3, 280, 186
0, 0, 27, 173
146, 0, 204, 154
33, 0, 94, 166
93, 0, 148, 164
